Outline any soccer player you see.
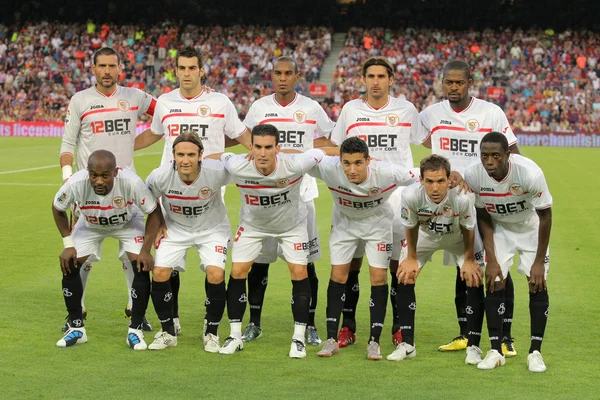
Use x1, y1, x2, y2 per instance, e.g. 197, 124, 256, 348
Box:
53, 150, 161, 349
59, 47, 157, 330
420, 60, 521, 355
387, 154, 484, 362
135, 46, 251, 334
330, 57, 427, 347
464, 132, 551, 372
241, 56, 335, 345
217, 124, 337, 358
144, 131, 231, 351
307, 137, 418, 360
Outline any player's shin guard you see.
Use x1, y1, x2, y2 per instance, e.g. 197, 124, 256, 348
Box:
122, 259, 135, 309
342, 270, 360, 332
291, 278, 311, 341
396, 283, 416, 345
151, 279, 175, 335
62, 262, 84, 326
503, 272, 515, 339
529, 290, 549, 353
466, 285, 485, 347
484, 289, 506, 352
369, 285, 388, 343
226, 277, 247, 324
205, 279, 226, 336
326, 280, 346, 339
390, 272, 399, 333
455, 267, 468, 336
130, 261, 151, 329
170, 270, 180, 318
307, 262, 319, 326
247, 263, 269, 327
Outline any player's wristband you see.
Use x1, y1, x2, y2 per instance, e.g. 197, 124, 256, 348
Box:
62, 165, 73, 181
62, 236, 75, 249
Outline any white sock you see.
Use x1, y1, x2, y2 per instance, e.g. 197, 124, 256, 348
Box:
293, 323, 306, 343
79, 262, 92, 309
122, 259, 135, 309
230, 322, 242, 340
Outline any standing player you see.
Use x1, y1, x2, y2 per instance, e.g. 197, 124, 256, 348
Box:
388, 154, 484, 362
241, 56, 335, 345
217, 124, 337, 358
420, 60, 521, 356
330, 57, 427, 347
144, 131, 231, 352
52, 150, 161, 349
308, 137, 418, 360
135, 47, 251, 333
464, 132, 551, 372
59, 46, 157, 331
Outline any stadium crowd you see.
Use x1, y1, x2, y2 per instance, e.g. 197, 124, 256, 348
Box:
1, 21, 599, 132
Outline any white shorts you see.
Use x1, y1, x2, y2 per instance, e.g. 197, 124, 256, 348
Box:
443, 207, 481, 267
255, 199, 321, 264
72, 213, 145, 263
353, 187, 405, 261
493, 222, 550, 278
330, 209, 392, 269
154, 219, 231, 272
232, 221, 309, 265
399, 229, 485, 270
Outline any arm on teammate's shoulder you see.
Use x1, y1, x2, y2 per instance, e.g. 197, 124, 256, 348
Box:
279, 149, 302, 154
204, 152, 225, 160
422, 136, 432, 149
314, 137, 336, 148
134, 129, 163, 150
508, 143, 521, 155
316, 146, 340, 156
224, 135, 239, 148
235, 128, 252, 150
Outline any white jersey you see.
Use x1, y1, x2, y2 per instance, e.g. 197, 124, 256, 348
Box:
309, 157, 418, 219
330, 96, 426, 168
420, 98, 518, 173
400, 183, 476, 243
146, 160, 231, 230
464, 154, 553, 232
60, 85, 156, 172
151, 88, 247, 165
244, 93, 335, 201
221, 149, 325, 233
53, 168, 157, 230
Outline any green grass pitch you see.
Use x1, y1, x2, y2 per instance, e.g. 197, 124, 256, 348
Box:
0, 138, 598, 399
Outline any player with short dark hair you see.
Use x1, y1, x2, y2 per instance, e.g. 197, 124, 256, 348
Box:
420, 60, 521, 356
53, 150, 162, 349
464, 132, 552, 372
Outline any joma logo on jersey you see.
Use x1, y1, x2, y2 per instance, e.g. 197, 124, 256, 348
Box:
169, 203, 209, 216
167, 123, 209, 138
168, 190, 183, 195
90, 119, 132, 134
337, 197, 384, 209
90, 105, 105, 110
439, 137, 478, 154
440, 119, 452, 125
169, 109, 182, 113
85, 212, 128, 226
265, 113, 278, 117
357, 134, 398, 149
85, 200, 100, 205
428, 220, 452, 233
278, 130, 305, 146
480, 187, 495, 192
485, 201, 528, 214
337, 186, 352, 192
244, 192, 291, 206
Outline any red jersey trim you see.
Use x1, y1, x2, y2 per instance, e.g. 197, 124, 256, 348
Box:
259, 118, 317, 125
346, 122, 412, 135
236, 175, 302, 189
165, 194, 202, 200
81, 106, 139, 121
79, 200, 134, 210
161, 112, 225, 123
479, 191, 530, 197
146, 98, 157, 117
429, 125, 493, 135
329, 184, 397, 198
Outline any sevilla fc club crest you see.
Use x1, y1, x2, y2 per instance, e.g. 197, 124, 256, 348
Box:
510, 183, 523, 196
198, 105, 211, 117
466, 119, 479, 132
442, 204, 454, 218
276, 178, 290, 188
199, 186, 214, 200
118, 99, 130, 112
368, 187, 382, 197
386, 113, 399, 127
113, 196, 126, 209
293, 110, 306, 124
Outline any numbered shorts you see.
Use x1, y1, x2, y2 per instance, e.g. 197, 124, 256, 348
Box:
154, 220, 231, 272
399, 229, 485, 270
232, 221, 309, 265
353, 187, 405, 261
330, 210, 392, 269
493, 222, 550, 279
255, 199, 321, 264
72, 214, 145, 263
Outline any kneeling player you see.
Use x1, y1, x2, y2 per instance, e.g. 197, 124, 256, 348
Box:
52, 150, 161, 349
309, 137, 418, 360
465, 132, 552, 372
389, 154, 483, 361
145, 131, 232, 351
